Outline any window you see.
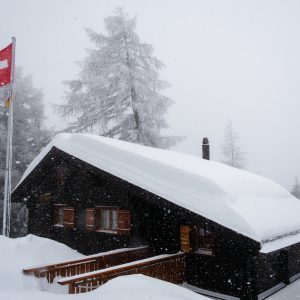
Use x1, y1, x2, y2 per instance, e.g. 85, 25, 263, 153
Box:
197, 227, 214, 256
101, 209, 111, 229
86, 207, 130, 234
98, 208, 119, 231
112, 210, 118, 230
53, 204, 75, 229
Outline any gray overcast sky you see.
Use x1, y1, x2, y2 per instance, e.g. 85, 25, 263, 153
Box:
0, 0, 299, 190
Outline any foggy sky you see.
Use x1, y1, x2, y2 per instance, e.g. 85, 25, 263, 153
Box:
0, 0, 299, 190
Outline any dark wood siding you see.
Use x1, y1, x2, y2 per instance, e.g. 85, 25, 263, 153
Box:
288, 243, 300, 278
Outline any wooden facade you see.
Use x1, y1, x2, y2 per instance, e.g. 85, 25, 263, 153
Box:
13, 146, 300, 300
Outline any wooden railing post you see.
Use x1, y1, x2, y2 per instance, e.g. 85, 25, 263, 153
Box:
69, 283, 76, 294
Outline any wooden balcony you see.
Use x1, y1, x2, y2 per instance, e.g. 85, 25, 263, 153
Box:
58, 253, 185, 294
23, 246, 149, 283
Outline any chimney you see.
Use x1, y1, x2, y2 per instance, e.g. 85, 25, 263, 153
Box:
202, 137, 210, 160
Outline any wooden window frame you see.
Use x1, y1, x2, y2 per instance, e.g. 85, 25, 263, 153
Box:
196, 226, 215, 256
87, 206, 130, 235
96, 206, 119, 233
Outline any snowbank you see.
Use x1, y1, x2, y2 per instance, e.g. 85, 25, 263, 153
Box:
15, 133, 300, 252
0, 234, 83, 292
93, 275, 208, 300
267, 278, 300, 299
0, 275, 208, 300
0, 235, 208, 300
0, 234, 299, 299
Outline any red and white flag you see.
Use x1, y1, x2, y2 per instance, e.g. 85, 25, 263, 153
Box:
0, 43, 13, 87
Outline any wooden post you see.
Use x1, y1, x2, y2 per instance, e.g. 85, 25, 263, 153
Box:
69, 283, 76, 294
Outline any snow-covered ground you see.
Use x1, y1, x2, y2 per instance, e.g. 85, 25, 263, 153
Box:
0, 234, 83, 292
1, 234, 300, 300
0, 235, 208, 300
1, 275, 211, 300
267, 280, 300, 299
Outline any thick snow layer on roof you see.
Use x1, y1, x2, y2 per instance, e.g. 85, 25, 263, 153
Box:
17, 133, 300, 252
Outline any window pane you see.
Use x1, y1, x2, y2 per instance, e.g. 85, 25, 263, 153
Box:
112, 210, 117, 229
198, 227, 214, 250
101, 210, 110, 229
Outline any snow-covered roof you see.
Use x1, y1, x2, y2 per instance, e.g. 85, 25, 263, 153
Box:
17, 133, 300, 253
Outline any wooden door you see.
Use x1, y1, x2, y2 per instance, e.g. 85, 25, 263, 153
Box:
180, 225, 190, 253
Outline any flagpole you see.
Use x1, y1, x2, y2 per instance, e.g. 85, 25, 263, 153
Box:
2, 37, 16, 237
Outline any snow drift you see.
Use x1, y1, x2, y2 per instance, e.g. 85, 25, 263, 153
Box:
1, 275, 209, 300
0, 234, 83, 292
0, 235, 209, 300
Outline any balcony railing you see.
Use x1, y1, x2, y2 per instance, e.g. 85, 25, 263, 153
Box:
58, 253, 185, 294
23, 246, 149, 283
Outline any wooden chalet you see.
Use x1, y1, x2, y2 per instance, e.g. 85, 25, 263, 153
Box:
13, 133, 300, 300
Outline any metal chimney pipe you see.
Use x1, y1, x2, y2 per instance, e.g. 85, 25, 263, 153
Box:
202, 137, 210, 160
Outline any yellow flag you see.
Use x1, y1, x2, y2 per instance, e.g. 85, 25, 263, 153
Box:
4, 94, 13, 108
4, 96, 10, 108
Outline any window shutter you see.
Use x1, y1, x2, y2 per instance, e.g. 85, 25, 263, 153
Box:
94, 208, 101, 229
63, 207, 75, 229
86, 208, 95, 231
53, 205, 60, 225
118, 210, 131, 233
53, 204, 65, 225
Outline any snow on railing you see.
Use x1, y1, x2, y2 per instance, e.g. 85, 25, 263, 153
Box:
23, 246, 149, 283
58, 252, 185, 294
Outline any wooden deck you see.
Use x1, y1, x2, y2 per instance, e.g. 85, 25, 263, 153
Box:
58, 253, 185, 294
23, 246, 149, 283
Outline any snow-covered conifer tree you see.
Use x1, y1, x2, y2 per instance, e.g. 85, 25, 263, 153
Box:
58, 8, 181, 148
220, 119, 246, 169
291, 177, 300, 199
0, 68, 52, 235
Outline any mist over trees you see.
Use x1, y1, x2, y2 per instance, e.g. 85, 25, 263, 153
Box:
220, 119, 246, 169
57, 9, 181, 149
0, 68, 52, 234
291, 177, 300, 199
